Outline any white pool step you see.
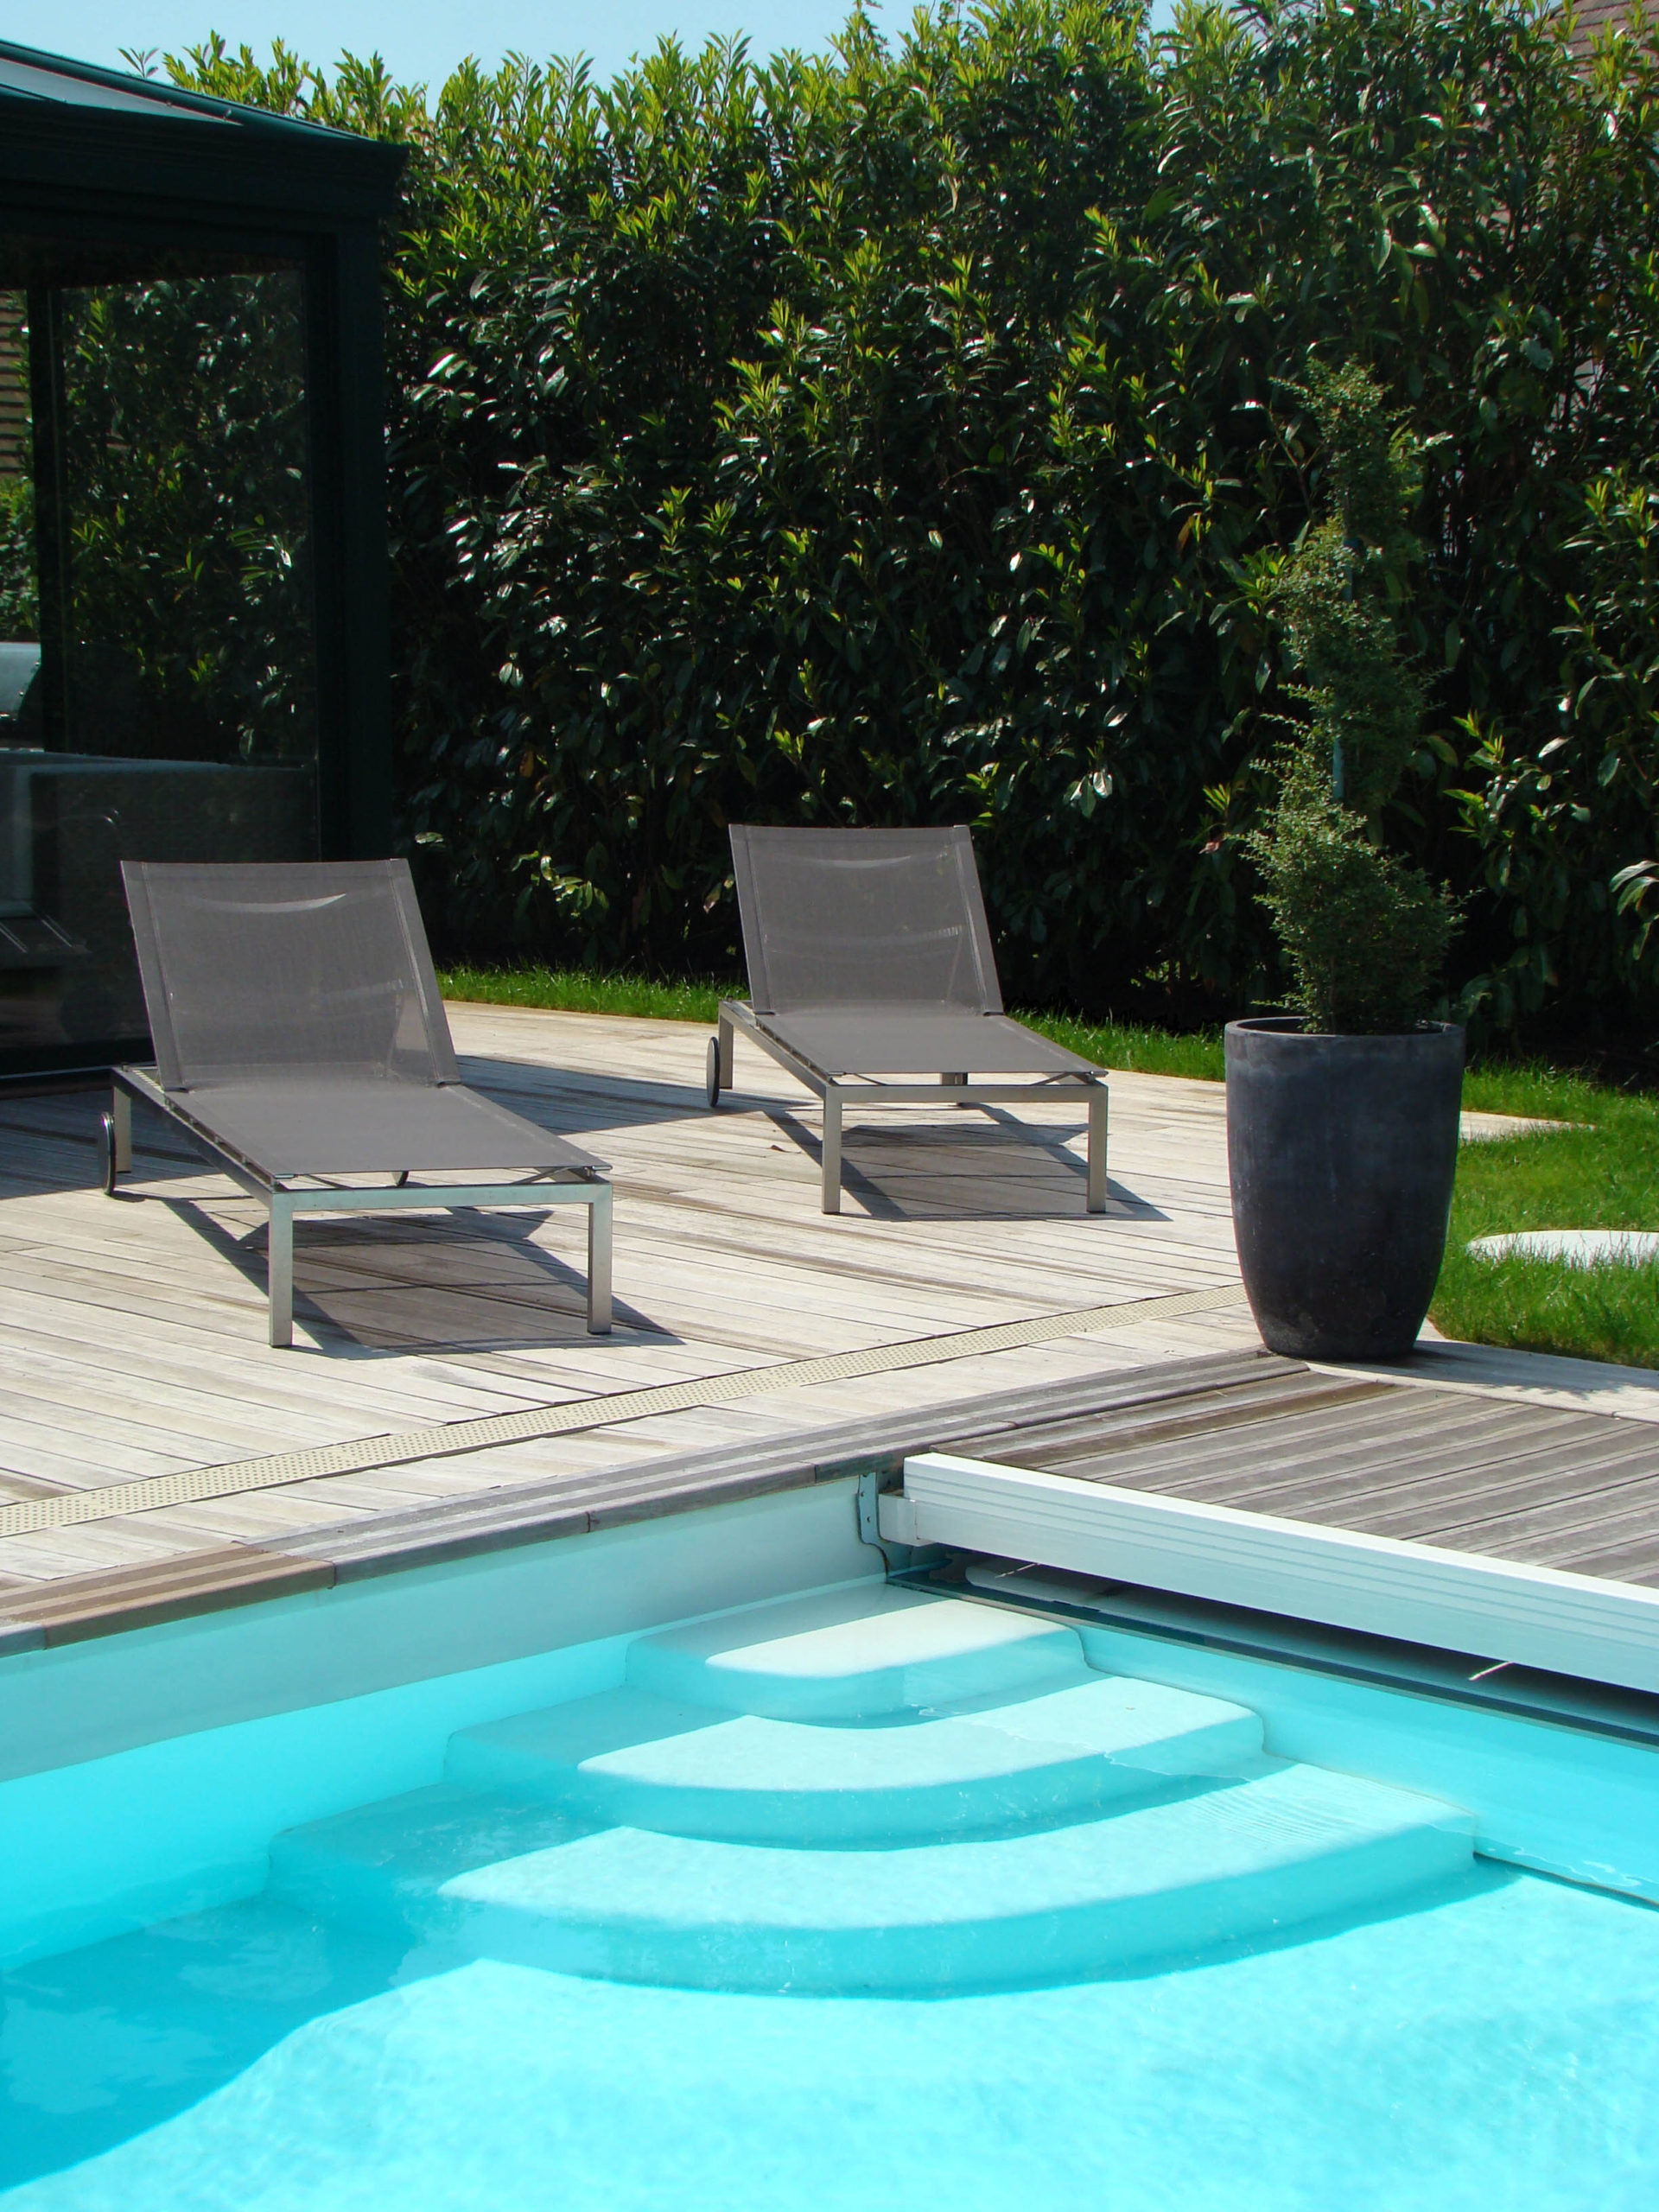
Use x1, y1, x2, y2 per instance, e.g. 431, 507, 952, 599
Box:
265, 1786, 586, 1940
444, 1674, 1265, 1844
624, 1584, 1084, 1719
268, 1761, 1471, 1993
262, 1584, 1475, 1993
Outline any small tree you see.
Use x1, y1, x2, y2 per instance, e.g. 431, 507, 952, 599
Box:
1249, 363, 1454, 1033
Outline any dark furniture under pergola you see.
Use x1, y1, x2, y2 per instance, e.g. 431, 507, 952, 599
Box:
0, 42, 405, 1083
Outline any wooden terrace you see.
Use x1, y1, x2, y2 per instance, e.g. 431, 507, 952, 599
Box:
2, 1003, 1658, 1664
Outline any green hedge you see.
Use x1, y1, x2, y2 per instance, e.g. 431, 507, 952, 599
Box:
0, 478, 35, 640
142, 6, 1659, 1039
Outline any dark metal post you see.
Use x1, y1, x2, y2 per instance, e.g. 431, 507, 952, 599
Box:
24, 283, 69, 750
303, 223, 391, 861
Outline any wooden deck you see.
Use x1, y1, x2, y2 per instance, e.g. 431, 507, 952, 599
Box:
3, 999, 1657, 1656
0, 1004, 1262, 1605
960, 1358, 1659, 1586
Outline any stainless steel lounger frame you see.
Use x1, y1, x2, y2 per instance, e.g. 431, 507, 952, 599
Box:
710, 998, 1107, 1217
104, 1070, 613, 1347
709, 825, 1108, 1215
103, 858, 613, 1346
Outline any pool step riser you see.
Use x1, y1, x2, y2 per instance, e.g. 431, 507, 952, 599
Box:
448, 1827, 1471, 1993
442, 1682, 1268, 1847
623, 1584, 1088, 1721
269, 1806, 1473, 1995
443, 1745, 1215, 1847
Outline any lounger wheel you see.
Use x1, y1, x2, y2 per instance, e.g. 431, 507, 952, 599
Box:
706, 1035, 721, 1109
99, 1111, 118, 1195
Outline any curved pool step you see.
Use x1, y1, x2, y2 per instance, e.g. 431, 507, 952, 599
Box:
444, 1674, 1265, 1845
625, 1584, 1085, 1721
262, 1585, 1477, 1994
266, 1786, 594, 1942
269, 1760, 1473, 1993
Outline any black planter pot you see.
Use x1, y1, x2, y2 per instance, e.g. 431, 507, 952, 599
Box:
1225, 1017, 1465, 1363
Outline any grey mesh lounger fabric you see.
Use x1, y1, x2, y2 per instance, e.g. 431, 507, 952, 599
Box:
709, 825, 1107, 1213
104, 859, 612, 1344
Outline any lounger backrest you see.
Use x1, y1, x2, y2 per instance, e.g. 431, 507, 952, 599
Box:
122, 858, 461, 1090
728, 825, 1003, 1014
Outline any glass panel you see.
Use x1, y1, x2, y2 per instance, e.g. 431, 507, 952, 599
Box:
0, 267, 319, 1071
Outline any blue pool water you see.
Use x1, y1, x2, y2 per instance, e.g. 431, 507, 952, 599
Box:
4, 1581, 1659, 2209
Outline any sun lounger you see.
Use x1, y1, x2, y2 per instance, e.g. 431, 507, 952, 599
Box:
708, 825, 1107, 1213
102, 858, 612, 1344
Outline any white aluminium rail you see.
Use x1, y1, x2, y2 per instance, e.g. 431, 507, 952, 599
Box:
884, 1452, 1659, 1699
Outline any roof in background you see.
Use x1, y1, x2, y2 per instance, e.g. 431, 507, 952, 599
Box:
1564, 0, 1656, 49
0, 39, 404, 223
0, 41, 348, 139
0, 50, 228, 120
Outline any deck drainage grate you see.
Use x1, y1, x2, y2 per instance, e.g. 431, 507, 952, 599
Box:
0, 1284, 1249, 1536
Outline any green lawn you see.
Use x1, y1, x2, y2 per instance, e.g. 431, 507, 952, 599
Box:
438, 965, 1232, 1080
440, 964, 736, 1025
439, 965, 1659, 1370
1431, 1084, 1659, 1370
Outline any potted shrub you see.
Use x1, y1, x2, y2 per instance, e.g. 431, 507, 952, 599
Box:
1228, 365, 1461, 1362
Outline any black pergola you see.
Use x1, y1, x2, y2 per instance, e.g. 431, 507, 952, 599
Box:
0, 43, 405, 1081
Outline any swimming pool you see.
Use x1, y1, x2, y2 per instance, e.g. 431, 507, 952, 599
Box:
3, 1492, 1658, 2209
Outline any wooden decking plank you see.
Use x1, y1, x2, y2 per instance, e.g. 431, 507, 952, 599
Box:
1534, 1533, 1659, 1586
442, 1339, 792, 1393
0, 1353, 399, 1454
967, 1374, 1397, 1467
133, 1492, 376, 1543
1006, 1387, 1528, 1497
1100, 1405, 1617, 1514
1418, 1468, 1659, 1555
0, 1421, 191, 1486
0, 1520, 221, 1580
1345, 1342, 1659, 1427
1284, 1433, 1659, 1542
0, 1286, 577, 1421
0, 1545, 332, 1641
0, 1376, 334, 1469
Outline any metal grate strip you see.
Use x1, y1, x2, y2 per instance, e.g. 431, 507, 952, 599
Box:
0, 1284, 1249, 1538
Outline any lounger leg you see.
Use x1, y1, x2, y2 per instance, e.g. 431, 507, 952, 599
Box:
821, 1090, 843, 1214
268, 1195, 295, 1349
1086, 1086, 1109, 1215
716, 1013, 734, 1090
586, 1182, 613, 1334
941, 1071, 967, 1105
111, 1087, 132, 1173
